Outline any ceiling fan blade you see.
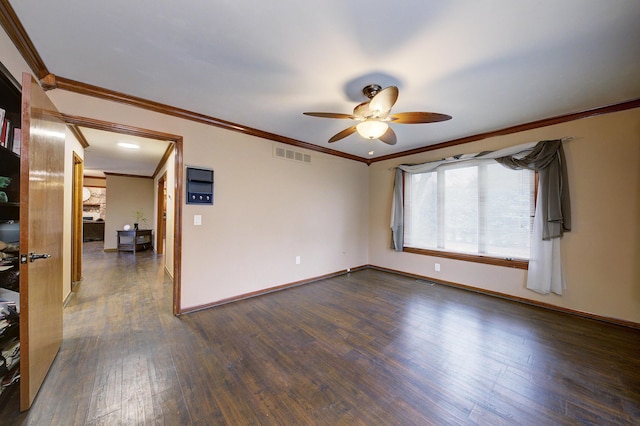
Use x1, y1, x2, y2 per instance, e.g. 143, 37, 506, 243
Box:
353, 101, 372, 118
328, 125, 357, 143
389, 112, 452, 124
378, 127, 397, 145
369, 86, 399, 116
303, 112, 355, 119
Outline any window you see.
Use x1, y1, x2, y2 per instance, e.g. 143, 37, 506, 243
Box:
404, 161, 535, 261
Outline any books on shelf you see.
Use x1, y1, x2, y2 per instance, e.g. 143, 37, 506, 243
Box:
0, 288, 19, 314
0, 337, 19, 372
11, 128, 20, 155
0, 366, 19, 395
0, 116, 10, 149
1, 119, 12, 151
0, 108, 20, 154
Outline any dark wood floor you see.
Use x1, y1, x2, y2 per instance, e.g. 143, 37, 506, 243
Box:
2, 242, 639, 424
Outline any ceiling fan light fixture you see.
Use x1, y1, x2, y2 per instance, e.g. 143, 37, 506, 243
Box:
356, 120, 388, 139
303, 84, 450, 145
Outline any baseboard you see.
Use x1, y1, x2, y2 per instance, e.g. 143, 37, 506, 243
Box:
164, 265, 174, 280
180, 263, 639, 329
181, 265, 368, 314
63, 288, 74, 308
368, 264, 640, 330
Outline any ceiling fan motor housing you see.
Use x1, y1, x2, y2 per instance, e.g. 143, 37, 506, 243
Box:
363, 84, 382, 99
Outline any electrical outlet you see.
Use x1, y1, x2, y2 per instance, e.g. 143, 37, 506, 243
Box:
295, 256, 301, 265
435, 263, 441, 272
194, 215, 202, 226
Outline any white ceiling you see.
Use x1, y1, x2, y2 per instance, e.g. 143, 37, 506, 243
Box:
80, 127, 171, 177
8, 0, 640, 163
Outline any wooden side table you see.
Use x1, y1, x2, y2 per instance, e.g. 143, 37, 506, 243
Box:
117, 229, 152, 253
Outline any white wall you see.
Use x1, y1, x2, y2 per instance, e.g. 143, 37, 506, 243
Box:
104, 175, 154, 250
369, 108, 640, 324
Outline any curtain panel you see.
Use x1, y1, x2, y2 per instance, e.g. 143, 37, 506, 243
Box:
390, 139, 571, 294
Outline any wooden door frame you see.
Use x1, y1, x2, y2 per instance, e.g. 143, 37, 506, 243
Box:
71, 153, 83, 284
62, 114, 184, 315
156, 172, 166, 255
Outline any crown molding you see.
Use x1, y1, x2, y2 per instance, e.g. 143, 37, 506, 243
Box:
0, 0, 49, 78
46, 74, 369, 164
103, 172, 153, 179
44, 75, 640, 167
368, 98, 640, 164
153, 144, 175, 180
68, 125, 90, 148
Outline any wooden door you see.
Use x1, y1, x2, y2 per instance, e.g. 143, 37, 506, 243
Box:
19, 73, 65, 410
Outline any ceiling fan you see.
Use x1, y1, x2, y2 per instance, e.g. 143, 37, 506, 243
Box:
303, 84, 452, 145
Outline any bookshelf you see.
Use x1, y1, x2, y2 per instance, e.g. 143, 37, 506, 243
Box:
0, 63, 21, 407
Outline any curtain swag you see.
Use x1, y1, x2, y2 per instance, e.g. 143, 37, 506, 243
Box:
390, 138, 571, 295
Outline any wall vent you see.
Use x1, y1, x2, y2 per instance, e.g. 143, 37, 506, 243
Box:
273, 146, 311, 164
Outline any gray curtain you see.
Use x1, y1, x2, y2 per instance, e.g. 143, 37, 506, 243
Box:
391, 168, 404, 250
495, 139, 571, 240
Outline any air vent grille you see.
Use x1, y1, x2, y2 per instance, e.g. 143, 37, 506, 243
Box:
273, 146, 311, 164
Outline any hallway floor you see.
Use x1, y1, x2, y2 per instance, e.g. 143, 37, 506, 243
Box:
2, 242, 186, 424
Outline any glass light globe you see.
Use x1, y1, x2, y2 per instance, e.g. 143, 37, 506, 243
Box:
356, 120, 389, 139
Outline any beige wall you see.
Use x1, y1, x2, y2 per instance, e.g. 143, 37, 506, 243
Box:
45, 89, 370, 310
0, 28, 29, 83
84, 176, 106, 188
104, 175, 155, 250
369, 108, 640, 323
154, 150, 175, 277
179, 137, 370, 307
62, 129, 85, 302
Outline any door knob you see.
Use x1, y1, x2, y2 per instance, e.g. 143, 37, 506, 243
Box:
20, 253, 52, 263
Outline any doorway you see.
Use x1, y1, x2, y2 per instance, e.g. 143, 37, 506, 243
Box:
156, 172, 167, 255
65, 114, 184, 314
